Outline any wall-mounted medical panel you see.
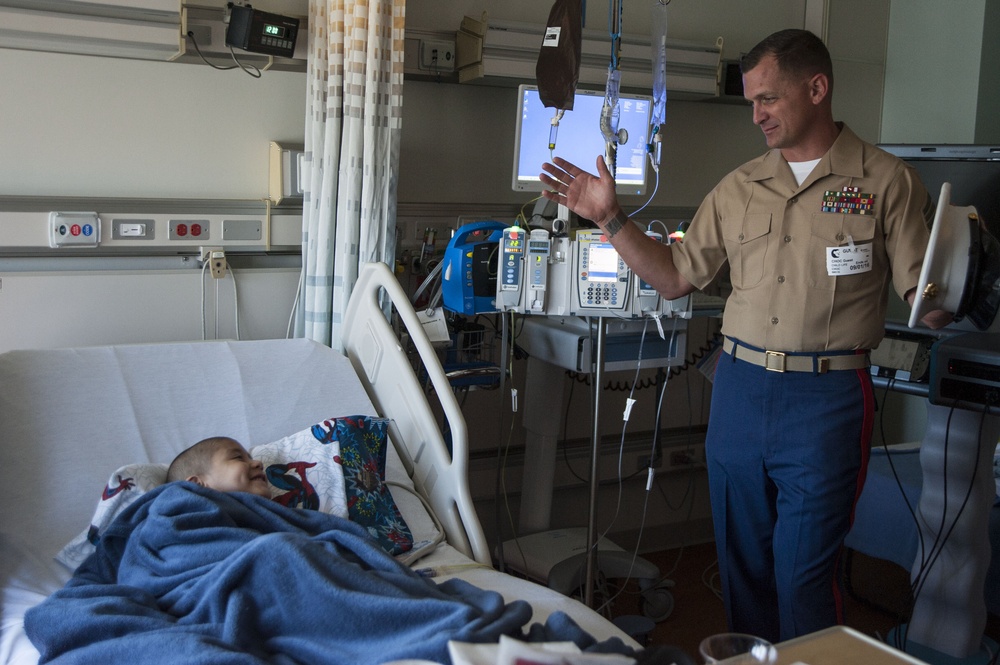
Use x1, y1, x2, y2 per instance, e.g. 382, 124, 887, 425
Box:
0, 198, 301, 255
48, 211, 100, 248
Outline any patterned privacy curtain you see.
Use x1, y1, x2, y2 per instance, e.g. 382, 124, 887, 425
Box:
296, 0, 405, 350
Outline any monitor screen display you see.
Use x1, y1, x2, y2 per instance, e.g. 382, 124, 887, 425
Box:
879, 144, 1000, 326
880, 144, 1000, 240
587, 242, 619, 282
512, 84, 653, 197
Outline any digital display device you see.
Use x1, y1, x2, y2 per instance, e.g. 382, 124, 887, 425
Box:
264, 24, 287, 39
225, 5, 299, 59
587, 243, 620, 282
880, 144, 1000, 241
879, 144, 1000, 328
512, 84, 654, 197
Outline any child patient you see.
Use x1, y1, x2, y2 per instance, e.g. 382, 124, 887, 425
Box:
166, 436, 272, 499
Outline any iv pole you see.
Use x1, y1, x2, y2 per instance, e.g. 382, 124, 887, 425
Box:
583, 320, 606, 607
582, 0, 623, 608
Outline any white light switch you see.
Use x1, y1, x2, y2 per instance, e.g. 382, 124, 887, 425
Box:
111, 218, 156, 241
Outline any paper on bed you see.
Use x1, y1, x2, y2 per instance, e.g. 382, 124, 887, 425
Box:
449, 635, 637, 665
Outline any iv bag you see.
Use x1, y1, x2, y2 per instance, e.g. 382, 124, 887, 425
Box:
536, 0, 582, 110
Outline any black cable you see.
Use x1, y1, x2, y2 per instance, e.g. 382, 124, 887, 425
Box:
185, 31, 263, 78
903, 404, 988, 653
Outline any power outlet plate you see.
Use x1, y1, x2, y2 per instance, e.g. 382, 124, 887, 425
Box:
419, 39, 455, 71
200, 246, 227, 279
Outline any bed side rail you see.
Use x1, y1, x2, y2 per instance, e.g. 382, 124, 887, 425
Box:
341, 261, 490, 565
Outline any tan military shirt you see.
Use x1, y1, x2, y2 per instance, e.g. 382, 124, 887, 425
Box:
671, 124, 934, 352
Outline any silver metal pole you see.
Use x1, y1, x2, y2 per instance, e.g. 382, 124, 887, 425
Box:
583, 318, 605, 607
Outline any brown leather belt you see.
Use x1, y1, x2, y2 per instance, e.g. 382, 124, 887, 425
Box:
723, 337, 870, 374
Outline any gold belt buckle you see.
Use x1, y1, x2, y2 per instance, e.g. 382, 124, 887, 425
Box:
765, 350, 786, 372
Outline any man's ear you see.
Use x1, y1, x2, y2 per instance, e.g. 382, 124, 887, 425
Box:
808, 72, 830, 105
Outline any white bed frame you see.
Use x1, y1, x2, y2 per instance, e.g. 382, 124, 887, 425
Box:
0, 261, 635, 664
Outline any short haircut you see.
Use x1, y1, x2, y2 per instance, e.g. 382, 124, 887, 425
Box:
741, 29, 834, 90
167, 436, 232, 483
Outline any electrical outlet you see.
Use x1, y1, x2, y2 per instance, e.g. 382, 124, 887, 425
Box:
186, 24, 212, 47
200, 246, 227, 279
419, 39, 455, 72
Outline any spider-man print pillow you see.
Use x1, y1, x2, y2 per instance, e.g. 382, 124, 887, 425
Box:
249, 424, 348, 516
331, 416, 413, 556
56, 463, 168, 570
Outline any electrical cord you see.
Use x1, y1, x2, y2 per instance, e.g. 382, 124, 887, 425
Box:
286, 266, 305, 339
913, 407, 986, 582
185, 31, 262, 78
231, 267, 241, 340
199, 254, 240, 340
896, 403, 989, 653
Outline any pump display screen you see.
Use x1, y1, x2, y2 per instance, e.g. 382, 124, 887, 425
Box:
263, 24, 287, 38
587, 242, 619, 282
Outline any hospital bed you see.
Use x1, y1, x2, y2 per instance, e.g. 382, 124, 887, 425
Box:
0, 261, 638, 664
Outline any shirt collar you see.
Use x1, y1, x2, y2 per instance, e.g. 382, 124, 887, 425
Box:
746, 123, 865, 186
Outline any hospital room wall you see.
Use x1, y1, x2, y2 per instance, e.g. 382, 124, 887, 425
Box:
0, 49, 305, 200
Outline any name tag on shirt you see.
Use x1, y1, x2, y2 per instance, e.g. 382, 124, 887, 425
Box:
827, 239, 872, 276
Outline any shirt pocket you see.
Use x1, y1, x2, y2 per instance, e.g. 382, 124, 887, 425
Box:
807, 213, 877, 292
723, 212, 771, 289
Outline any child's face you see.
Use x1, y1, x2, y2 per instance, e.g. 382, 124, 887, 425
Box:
199, 438, 271, 499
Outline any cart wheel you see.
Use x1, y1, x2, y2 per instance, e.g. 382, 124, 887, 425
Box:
639, 583, 675, 622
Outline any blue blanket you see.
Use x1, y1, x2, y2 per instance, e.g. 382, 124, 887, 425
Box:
26, 483, 632, 664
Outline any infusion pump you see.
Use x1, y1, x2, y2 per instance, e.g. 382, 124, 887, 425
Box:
492, 226, 691, 319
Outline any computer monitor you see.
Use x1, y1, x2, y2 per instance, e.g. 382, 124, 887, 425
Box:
879, 144, 1000, 327
880, 144, 1000, 241
512, 84, 653, 197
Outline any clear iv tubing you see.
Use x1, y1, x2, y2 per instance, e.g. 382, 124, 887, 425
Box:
629, 169, 660, 217
607, 0, 622, 70
601, 0, 623, 176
